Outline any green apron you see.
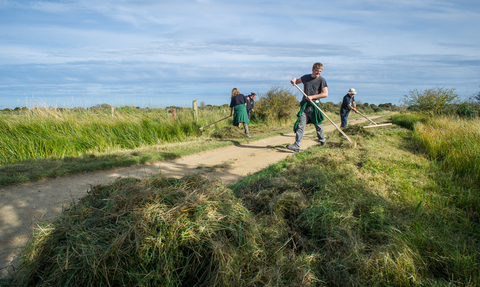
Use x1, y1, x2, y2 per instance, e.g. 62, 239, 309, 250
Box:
293, 101, 324, 132
233, 104, 250, 126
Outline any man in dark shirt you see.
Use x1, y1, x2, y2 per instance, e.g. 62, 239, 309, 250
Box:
286, 62, 328, 152
245, 93, 256, 120
340, 88, 359, 127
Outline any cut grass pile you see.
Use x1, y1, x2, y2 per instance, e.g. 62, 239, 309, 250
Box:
210, 124, 268, 139
11, 175, 271, 286
9, 118, 480, 286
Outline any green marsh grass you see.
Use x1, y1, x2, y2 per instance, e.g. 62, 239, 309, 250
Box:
0, 106, 291, 186
412, 116, 480, 187
0, 107, 204, 165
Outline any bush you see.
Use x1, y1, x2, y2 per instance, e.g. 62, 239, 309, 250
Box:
255, 87, 299, 124
456, 102, 477, 118
321, 101, 338, 113
402, 87, 459, 114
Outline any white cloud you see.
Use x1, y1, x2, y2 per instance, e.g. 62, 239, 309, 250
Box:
0, 0, 479, 108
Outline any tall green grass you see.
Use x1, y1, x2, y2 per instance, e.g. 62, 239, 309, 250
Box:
413, 117, 480, 185
393, 113, 480, 187
0, 107, 231, 165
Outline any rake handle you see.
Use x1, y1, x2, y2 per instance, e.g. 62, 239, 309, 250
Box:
199, 115, 231, 130
356, 110, 377, 125
293, 84, 352, 143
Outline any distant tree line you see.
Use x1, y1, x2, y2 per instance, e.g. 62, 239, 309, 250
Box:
4, 86, 478, 119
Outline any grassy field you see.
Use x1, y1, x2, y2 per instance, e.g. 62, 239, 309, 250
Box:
0, 103, 362, 187
0, 106, 223, 165
0, 105, 293, 186
6, 113, 480, 286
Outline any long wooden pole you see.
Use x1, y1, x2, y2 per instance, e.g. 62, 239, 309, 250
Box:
293, 84, 353, 143
199, 116, 230, 130
356, 111, 377, 125
356, 111, 393, 128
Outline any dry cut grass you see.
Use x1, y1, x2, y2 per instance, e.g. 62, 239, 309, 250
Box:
11, 174, 318, 286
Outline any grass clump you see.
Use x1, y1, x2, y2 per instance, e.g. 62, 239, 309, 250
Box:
392, 113, 429, 129
11, 174, 266, 286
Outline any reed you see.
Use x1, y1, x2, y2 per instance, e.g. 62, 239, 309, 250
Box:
412, 116, 480, 187
0, 107, 230, 165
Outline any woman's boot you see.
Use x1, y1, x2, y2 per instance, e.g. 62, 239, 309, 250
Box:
244, 124, 252, 138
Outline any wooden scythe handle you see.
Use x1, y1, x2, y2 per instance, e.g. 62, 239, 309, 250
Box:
356, 111, 377, 125
199, 115, 231, 130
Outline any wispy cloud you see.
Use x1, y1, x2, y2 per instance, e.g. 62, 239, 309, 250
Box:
0, 0, 479, 108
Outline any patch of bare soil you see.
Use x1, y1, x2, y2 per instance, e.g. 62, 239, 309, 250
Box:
0, 117, 377, 278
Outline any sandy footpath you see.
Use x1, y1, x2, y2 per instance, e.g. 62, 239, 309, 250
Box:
0, 117, 374, 278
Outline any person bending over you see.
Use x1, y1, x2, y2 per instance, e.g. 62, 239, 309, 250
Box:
229, 88, 252, 138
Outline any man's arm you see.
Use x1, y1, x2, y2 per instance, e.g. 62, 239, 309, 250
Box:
306, 86, 328, 101
348, 101, 359, 113
290, 78, 302, 85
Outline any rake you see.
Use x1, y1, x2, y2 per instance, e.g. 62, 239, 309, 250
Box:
293, 84, 355, 145
356, 111, 393, 129
199, 116, 231, 130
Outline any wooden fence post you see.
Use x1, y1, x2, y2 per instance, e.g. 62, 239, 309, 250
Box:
192, 100, 198, 122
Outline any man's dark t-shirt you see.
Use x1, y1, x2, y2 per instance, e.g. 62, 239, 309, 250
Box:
246, 97, 255, 111
300, 74, 327, 103
341, 94, 355, 111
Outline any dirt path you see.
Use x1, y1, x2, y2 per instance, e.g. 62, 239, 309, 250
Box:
0, 117, 375, 278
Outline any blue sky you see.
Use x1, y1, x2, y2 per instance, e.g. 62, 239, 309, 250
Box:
1, 0, 479, 109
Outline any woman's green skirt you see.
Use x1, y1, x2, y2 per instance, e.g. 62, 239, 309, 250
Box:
233, 104, 250, 126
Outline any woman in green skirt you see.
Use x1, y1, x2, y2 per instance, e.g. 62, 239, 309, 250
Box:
229, 88, 252, 138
